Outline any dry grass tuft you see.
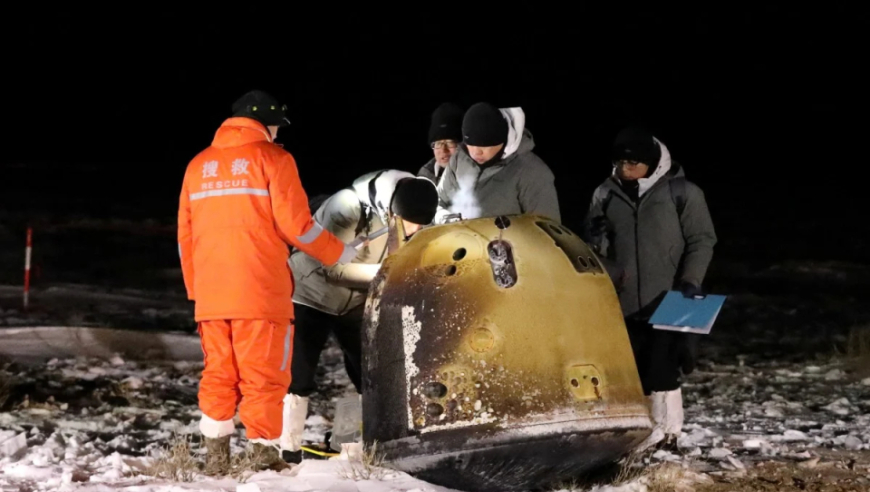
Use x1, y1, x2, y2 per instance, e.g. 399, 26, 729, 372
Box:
338, 440, 390, 481
146, 432, 199, 482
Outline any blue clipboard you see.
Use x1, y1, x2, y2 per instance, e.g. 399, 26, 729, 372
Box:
648, 290, 726, 335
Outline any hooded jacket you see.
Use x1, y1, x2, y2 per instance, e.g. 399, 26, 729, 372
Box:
435, 108, 561, 223
585, 138, 717, 318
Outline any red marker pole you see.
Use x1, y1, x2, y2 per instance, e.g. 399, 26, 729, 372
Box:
24, 227, 32, 309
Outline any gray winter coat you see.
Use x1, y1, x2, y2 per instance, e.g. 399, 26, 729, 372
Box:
418, 158, 446, 187
435, 107, 561, 223
290, 170, 413, 316
585, 139, 716, 318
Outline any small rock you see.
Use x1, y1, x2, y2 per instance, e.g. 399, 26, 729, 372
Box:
828, 397, 851, 407
122, 377, 144, 390
727, 455, 746, 470
0, 432, 27, 457
827, 406, 852, 416
782, 430, 809, 441
765, 407, 784, 418
805, 366, 822, 374
109, 355, 125, 366
862, 377, 870, 386
652, 449, 680, 461
678, 429, 709, 448
743, 439, 767, 449
844, 436, 863, 450
710, 448, 732, 459
825, 369, 844, 381
798, 457, 820, 469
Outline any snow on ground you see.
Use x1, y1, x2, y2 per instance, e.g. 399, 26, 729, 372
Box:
0, 343, 462, 492
1, 333, 868, 491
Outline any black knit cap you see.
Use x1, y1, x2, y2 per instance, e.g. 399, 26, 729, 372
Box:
612, 126, 661, 166
232, 90, 290, 127
462, 102, 508, 146
391, 177, 438, 225
428, 103, 464, 143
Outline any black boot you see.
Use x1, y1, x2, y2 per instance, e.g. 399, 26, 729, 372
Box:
282, 450, 302, 464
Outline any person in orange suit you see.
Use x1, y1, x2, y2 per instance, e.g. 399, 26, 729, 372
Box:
177, 89, 357, 475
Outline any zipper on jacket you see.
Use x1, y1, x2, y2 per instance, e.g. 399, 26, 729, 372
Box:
634, 206, 641, 315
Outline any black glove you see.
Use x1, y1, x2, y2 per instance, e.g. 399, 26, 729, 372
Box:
678, 281, 703, 299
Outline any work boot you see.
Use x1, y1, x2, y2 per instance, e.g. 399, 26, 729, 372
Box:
282, 449, 302, 464
202, 435, 231, 476
636, 389, 684, 454
280, 394, 309, 463
247, 442, 290, 471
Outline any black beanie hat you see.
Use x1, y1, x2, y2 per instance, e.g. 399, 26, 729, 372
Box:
612, 126, 661, 166
462, 102, 508, 146
428, 103, 464, 143
232, 90, 290, 127
391, 177, 438, 225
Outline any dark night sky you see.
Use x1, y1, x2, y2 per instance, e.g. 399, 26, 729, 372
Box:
2, 8, 866, 260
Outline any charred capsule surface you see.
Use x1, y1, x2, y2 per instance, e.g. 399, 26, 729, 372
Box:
361, 214, 651, 492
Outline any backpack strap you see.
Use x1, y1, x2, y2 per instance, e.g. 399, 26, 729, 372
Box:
668, 176, 687, 217
354, 199, 370, 237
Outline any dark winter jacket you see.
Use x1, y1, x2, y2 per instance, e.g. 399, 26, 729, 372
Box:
435, 108, 561, 223
584, 139, 716, 318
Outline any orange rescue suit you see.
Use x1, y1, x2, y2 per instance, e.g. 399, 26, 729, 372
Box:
178, 117, 350, 441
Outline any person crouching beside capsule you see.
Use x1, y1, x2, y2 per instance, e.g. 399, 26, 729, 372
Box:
281, 171, 439, 462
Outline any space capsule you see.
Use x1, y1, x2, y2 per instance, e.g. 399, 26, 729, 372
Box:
361, 214, 652, 491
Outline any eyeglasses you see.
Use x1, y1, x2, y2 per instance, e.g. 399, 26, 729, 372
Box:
431, 140, 458, 150
615, 159, 644, 167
